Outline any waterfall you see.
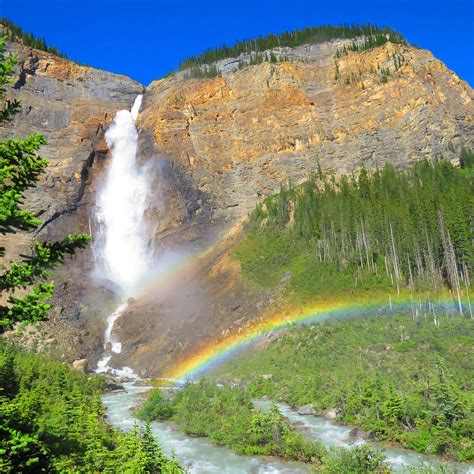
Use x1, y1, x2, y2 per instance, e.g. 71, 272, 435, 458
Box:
94, 95, 151, 375
94, 95, 149, 294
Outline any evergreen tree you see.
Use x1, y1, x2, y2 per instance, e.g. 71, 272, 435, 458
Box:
240, 156, 473, 299
179, 24, 406, 71
0, 343, 183, 472
0, 18, 67, 59
0, 349, 17, 398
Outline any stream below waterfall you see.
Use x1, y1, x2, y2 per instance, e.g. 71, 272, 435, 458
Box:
102, 383, 308, 473
102, 382, 474, 474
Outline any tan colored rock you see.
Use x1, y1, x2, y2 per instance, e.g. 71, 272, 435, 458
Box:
139, 42, 473, 235
72, 358, 89, 374
112, 42, 474, 377
0, 41, 142, 364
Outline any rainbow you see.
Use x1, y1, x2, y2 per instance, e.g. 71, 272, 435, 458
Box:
91, 233, 470, 384
164, 293, 467, 383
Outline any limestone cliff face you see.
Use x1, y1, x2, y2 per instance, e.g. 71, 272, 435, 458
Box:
1, 42, 143, 245
0, 42, 143, 359
139, 41, 473, 235
1, 38, 473, 374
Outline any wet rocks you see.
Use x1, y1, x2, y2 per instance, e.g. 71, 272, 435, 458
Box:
104, 377, 124, 392
323, 408, 339, 420
297, 404, 315, 416
367, 431, 377, 440
348, 427, 359, 437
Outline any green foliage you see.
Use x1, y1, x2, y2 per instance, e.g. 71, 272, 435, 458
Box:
179, 24, 406, 71
212, 312, 474, 461
320, 445, 389, 473
237, 158, 473, 302
1, 236, 91, 289
0, 37, 90, 331
117, 423, 181, 473
0, 343, 182, 473
0, 134, 48, 235
0, 18, 67, 58
460, 148, 474, 169
140, 380, 324, 462
183, 63, 221, 79
182, 51, 293, 80
138, 389, 175, 421
0, 36, 20, 122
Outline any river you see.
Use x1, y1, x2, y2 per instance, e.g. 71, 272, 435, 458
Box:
102, 382, 474, 473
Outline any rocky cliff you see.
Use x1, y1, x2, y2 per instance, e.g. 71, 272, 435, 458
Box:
115, 39, 474, 376
139, 40, 473, 235
1, 37, 473, 374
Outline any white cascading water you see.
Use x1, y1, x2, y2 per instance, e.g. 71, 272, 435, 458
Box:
95, 95, 148, 292
94, 95, 151, 375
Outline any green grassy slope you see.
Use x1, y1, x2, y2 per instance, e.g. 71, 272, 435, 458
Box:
211, 155, 474, 461
236, 156, 473, 304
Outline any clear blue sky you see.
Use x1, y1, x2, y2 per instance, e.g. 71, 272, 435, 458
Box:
2, 0, 473, 86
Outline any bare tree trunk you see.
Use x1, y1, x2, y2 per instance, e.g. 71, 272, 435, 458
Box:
389, 222, 401, 295
438, 210, 463, 314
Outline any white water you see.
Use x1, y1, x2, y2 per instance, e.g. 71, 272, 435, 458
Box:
94, 95, 152, 375
95, 303, 128, 374
94, 94, 149, 294
255, 400, 474, 473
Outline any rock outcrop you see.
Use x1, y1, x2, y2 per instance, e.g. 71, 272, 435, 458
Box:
139, 40, 473, 236
1, 37, 473, 375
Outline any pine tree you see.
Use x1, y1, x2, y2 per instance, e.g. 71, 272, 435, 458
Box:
83, 397, 111, 472
0, 348, 17, 398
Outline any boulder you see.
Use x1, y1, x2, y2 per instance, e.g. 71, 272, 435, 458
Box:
72, 358, 89, 374
348, 427, 359, 437
324, 408, 338, 420
105, 377, 124, 391
297, 404, 315, 416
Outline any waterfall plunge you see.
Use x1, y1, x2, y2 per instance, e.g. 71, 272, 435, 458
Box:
95, 95, 150, 295
94, 95, 151, 375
